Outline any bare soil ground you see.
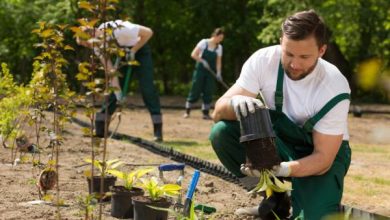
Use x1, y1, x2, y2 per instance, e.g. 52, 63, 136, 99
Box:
0, 96, 389, 219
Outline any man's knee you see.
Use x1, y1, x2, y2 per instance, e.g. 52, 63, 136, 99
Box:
209, 121, 233, 151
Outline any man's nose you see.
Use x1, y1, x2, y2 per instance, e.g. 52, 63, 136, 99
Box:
290, 59, 300, 69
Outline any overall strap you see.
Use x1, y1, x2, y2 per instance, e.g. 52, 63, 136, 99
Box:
303, 93, 350, 132
275, 61, 284, 112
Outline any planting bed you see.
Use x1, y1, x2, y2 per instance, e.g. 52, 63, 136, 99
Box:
0, 96, 389, 219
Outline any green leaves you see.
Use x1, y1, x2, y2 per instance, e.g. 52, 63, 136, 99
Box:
84, 158, 124, 177
107, 167, 155, 190
249, 169, 291, 198
78, 1, 95, 12
138, 176, 181, 201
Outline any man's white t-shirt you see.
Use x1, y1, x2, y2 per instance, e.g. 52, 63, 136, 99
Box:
99, 20, 140, 47
236, 45, 350, 140
196, 39, 223, 57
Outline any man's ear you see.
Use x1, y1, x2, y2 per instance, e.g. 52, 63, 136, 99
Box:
319, 44, 327, 57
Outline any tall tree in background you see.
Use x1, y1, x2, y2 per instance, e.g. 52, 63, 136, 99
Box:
0, 0, 388, 101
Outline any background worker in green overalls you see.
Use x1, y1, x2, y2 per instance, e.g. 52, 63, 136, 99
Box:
77, 20, 163, 141
209, 10, 351, 219
183, 28, 224, 120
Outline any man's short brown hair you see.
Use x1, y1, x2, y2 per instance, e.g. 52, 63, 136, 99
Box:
281, 10, 329, 47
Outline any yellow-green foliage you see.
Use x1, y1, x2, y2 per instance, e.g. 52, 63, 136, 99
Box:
107, 167, 155, 190
0, 63, 17, 97
250, 169, 291, 198
138, 176, 181, 201
0, 72, 31, 143
30, 21, 76, 135
84, 158, 124, 177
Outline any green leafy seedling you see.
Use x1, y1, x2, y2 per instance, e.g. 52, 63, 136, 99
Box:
249, 169, 292, 198
107, 167, 155, 190
138, 176, 181, 201
84, 158, 123, 177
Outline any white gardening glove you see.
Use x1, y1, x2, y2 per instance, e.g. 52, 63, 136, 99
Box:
230, 95, 264, 119
200, 59, 210, 70
216, 70, 223, 81
240, 161, 291, 177
271, 162, 292, 177
240, 164, 261, 177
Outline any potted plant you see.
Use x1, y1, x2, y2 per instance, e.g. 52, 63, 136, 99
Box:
107, 167, 155, 218
149, 197, 218, 220
132, 176, 182, 220
84, 158, 123, 201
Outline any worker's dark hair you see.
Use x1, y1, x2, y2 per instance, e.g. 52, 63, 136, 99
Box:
281, 10, 329, 47
211, 27, 224, 37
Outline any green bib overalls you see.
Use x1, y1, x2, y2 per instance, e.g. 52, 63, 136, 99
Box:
186, 42, 218, 108
101, 44, 162, 124
209, 62, 351, 220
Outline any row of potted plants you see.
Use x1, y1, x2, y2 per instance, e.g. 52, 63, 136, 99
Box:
85, 158, 182, 219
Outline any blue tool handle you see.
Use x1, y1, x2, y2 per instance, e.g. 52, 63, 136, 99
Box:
158, 163, 185, 171
185, 170, 200, 200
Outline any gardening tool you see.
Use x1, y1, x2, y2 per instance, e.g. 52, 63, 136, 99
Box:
183, 169, 200, 217
108, 54, 138, 139
95, 53, 139, 138
158, 163, 186, 206
203, 65, 229, 90
194, 204, 217, 214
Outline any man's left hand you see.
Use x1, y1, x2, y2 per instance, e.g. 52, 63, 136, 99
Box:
240, 162, 292, 177
240, 164, 261, 177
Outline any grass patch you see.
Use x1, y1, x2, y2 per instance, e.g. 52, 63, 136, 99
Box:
164, 140, 217, 160
350, 144, 389, 154
163, 140, 204, 148
349, 175, 390, 186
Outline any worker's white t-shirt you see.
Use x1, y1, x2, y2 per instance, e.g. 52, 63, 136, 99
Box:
99, 20, 140, 47
236, 45, 350, 140
196, 39, 223, 57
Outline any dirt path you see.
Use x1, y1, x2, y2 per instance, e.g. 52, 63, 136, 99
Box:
0, 112, 260, 220
0, 98, 389, 219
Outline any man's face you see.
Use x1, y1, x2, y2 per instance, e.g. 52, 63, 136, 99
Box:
280, 35, 327, 80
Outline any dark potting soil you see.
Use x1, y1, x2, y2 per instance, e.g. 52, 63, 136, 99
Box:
244, 137, 282, 170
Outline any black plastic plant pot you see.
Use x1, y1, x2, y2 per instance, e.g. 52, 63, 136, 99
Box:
239, 106, 281, 169
258, 191, 291, 219
110, 186, 144, 219
239, 106, 275, 142
87, 175, 117, 202
95, 112, 111, 138
132, 196, 171, 220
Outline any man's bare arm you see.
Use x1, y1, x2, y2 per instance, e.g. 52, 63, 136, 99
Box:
131, 25, 153, 53
287, 131, 343, 177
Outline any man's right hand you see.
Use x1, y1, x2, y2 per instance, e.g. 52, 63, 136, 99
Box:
200, 59, 210, 70
230, 95, 264, 119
